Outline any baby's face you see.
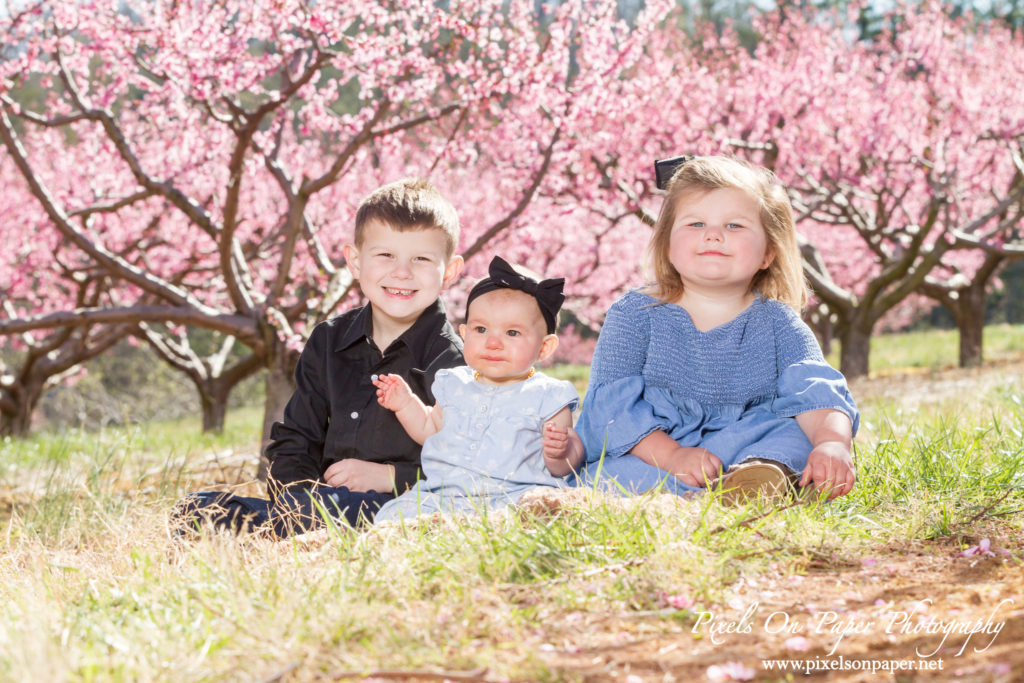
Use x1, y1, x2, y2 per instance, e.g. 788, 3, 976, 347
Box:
460, 289, 552, 385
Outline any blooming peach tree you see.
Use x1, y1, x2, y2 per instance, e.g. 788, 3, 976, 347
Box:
554, 2, 1024, 377
0, 0, 670, 438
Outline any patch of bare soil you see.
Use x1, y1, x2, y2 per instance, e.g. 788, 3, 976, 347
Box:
538, 538, 1023, 682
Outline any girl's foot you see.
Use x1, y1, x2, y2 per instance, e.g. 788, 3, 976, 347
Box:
714, 460, 797, 505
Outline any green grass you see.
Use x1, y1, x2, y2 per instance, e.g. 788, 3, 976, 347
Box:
2, 329, 1024, 680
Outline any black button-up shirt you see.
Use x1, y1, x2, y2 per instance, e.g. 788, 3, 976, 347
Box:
266, 298, 463, 494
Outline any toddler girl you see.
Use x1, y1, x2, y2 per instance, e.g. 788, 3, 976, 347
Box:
576, 156, 858, 502
372, 256, 583, 521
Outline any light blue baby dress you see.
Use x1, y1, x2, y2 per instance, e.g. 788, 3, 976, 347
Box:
374, 366, 579, 521
575, 290, 859, 495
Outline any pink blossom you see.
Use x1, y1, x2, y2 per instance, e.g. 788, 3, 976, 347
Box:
959, 538, 1001, 557
706, 661, 756, 681
666, 593, 694, 609
784, 636, 812, 651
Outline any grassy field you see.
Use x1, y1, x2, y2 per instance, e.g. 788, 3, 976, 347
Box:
2, 328, 1024, 681
823, 322, 1024, 373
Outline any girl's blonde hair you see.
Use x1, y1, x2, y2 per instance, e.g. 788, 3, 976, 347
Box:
646, 155, 808, 311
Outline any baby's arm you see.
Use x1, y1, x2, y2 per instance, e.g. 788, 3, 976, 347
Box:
630, 431, 722, 488
796, 408, 855, 500
372, 373, 442, 445
542, 406, 584, 476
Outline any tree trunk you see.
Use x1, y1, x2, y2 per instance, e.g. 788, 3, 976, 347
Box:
838, 323, 872, 379
955, 286, 987, 368
817, 312, 835, 357
257, 341, 299, 480
804, 304, 835, 357
200, 388, 229, 433
194, 355, 263, 434
0, 379, 45, 438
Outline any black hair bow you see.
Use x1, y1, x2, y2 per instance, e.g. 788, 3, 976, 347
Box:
654, 154, 695, 190
465, 256, 565, 334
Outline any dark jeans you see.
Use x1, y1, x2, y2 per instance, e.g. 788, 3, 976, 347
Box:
172, 486, 393, 538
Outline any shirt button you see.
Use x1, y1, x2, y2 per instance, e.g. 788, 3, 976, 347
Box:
350, 411, 359, 419
471, 443, 478, 450
479, 405, 487, 413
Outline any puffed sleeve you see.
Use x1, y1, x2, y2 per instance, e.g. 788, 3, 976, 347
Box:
576, 294, 670, 461
769, 304, 860, 435
539, 378, 579, 420
430, 367, 459, 408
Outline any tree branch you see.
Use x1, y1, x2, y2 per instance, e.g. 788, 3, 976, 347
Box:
0, 106, 221, 314
67, 189, 156, 218
0, 306, 260, 344
461, 126, 562, 262
370, 102, 462, 140
219, 48, 332, 315
302, 99, 392, 197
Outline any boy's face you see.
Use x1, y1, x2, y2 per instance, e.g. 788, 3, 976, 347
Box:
459, 289, 557, 386
344, 220, 462, 333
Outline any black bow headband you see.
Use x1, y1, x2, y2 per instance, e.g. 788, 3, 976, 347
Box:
465, 256, 565, 334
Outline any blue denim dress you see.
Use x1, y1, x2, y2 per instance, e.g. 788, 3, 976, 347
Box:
375, 366, 579, 522
575, 291, 859, 495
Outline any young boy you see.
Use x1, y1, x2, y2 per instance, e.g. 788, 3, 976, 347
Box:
174, 178, 465, 536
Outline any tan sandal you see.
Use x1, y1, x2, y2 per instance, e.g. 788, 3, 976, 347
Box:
714, 460, 797, 505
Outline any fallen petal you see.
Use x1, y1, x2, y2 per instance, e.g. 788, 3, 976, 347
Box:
784, 635, 812, 651
666, 593, 694, 609
707, 661, 756, 681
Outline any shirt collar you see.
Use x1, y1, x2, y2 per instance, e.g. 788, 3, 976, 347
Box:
334, 297, 451, 354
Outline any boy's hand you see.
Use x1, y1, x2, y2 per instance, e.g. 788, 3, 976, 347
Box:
324, 459, 395, 493
373, 373, 414, 412
799, 441, 855, 501
542, 421, 574, 459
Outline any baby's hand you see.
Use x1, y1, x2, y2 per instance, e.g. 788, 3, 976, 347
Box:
372, 373, 413, 412
542, 421, 572, 459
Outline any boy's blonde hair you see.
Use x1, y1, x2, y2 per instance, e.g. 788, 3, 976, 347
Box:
647, 156, 808, 311
354, 177, 460, 259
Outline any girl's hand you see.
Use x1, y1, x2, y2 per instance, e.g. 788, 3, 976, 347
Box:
663, 446, 722, 488
799, 441, 855, 500
373, 373, 413, 413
